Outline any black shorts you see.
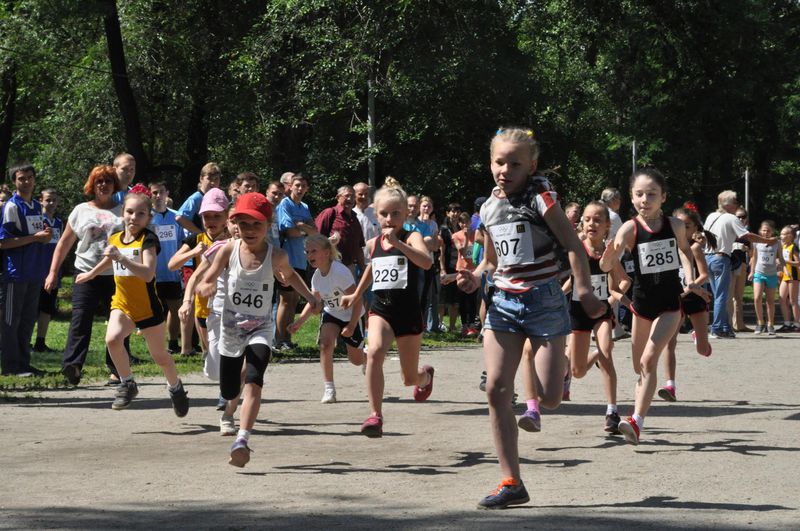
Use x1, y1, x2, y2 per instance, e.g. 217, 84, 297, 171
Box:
136, 313, 165, 330
370, 303, 423, 337
681, 293, 708, 316
631, 292, 682, 321
570, 300, 613, 332
320, 312, 365, 348
38, 287, 58, 316
277, 268, 307, 292
219, 344, 271, 399
156, 281, 182, 301
440, 282, 459, 305
196, 316, 207, 329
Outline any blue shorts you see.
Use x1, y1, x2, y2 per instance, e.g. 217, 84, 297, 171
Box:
484, 279, 571, 339
753, 272, 778, 289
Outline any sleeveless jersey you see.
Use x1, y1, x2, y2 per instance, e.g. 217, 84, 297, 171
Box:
783, 243, 799, 281
479, 176, 562, 292
631, 216, 682, 297
754, 242, 780, 276
571, 241, 609, 302
370, 230, 420, 310
109, 228, 163, 322
191, 231, 216, 318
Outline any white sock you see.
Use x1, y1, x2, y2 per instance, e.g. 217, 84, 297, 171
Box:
121, 375, 134, 383
168, 379, 182, 392
667, 380, 675, 389
632, 414, 645, 428
324, 381, 335, 390
606, 404, 617, 415
237, 429, 251, 441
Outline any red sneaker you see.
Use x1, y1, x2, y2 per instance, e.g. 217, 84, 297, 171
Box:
658, 385, 677, 402
360, 415, 383, 438
413, 365, 435, 402
618, 416, 640, 445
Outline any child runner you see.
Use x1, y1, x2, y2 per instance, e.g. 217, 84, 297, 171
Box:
749, 220, 784, 336
340, 177, 435, 438
777, 225, 800, 332
657, 207, 714, 403
196, 193, 317, 467
289, 234, 367, 403
75, 185, 189, 415
457, 128, 604, 509
599, 167, 702, 445
562, 201, 630, 433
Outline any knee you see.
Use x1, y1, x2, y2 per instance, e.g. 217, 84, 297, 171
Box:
319, 339, 336, 354
485, 380, 513, 407
572, 365, 588, 379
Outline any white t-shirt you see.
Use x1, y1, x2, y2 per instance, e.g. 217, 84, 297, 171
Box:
67, 203, 123, 274
312, 260, 363, 322
608, 208, 622, 242
703, 211, 748, 255
354, 205, 380, 262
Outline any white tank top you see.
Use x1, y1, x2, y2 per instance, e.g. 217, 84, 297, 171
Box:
221, 239, 274, 325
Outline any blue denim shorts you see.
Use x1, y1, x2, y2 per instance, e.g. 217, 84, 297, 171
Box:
485, 279, 572, 339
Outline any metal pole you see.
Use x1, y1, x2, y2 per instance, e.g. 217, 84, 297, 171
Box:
744, 168, 749, 214
367, 78, 376, 193
632, 140, 637, 175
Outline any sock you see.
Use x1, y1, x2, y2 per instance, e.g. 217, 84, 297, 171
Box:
526, 399, 540, 413
121, 374, 134, 383
237, 429, 251, 441
168, 379, 182, 392
785, 321, 791, 326
324, 381, 335, 390
606, 404, 617, 415
667, 379, 675, 389
632, 414, 644, 429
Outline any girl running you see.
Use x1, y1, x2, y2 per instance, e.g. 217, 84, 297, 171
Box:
289, 234, 367, 403
196, 193, 317, 467
599, 167, 703, 445
749, 220, 784, 336
562, 201, 630, 434
457, 127, 603, 509
340, 177, 435, 438
76, 185, 188, 415
777, 225, 800, 332
657, 207, 714, 403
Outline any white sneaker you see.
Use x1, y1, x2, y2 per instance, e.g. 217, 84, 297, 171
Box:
219, 415, 236, 436
321, 388, 337, 404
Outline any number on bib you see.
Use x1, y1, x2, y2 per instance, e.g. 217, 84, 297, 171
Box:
371, 255, 408, 290
637, 238, 680, 275
112, 247, 140, 277
758, 249, 775, 266
488, 222, 535, 268
572, 274, 609, 301
156, 224, 176, 242
26, 215, 44, 234
229, 278, 269, 316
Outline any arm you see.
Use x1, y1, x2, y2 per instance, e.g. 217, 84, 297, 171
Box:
176, 216, 202, 235
168, 242, 204, 271
75, 256, 113, 284
196, 241, 235, 298
388, 230, 433, 270
456, 229, 496, 294
599, 220, 634, 272
341, 284, 363, 337
608, 261, 632, 307
107, 244, 157, 282
691, 243, 710, 285
273, 248, 318, 308
45, 222, 79, 292
0, 227, 52, 250
743, 232, 776, 246
179, 255, 212, 322
748, 245, 757, 281
287, 293, 321, 334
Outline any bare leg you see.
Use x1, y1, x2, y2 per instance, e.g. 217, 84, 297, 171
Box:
105, 310, 136, 379
365, 315, 393, 417
531, 336, 567, 409
318, 322, 339, 383
633, 311, 681, 419
164, 298, 181, 343
568, 331, 592, 378
276, 289, 299, 344
753, 282, 765, 325
594, 320, 617, 405
396, 333, 427, 387
140, 323, 179, 386
239, 383, 262, 432
765, 287, 776, 325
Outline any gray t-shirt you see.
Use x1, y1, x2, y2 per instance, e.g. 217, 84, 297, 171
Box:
754, 242, 780, 276
67, 202, 123, 274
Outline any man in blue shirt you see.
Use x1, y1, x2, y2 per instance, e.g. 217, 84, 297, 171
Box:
112, 153, 136, 205
0, 162, 52, 376
150, 182, 184, 354
274, 173, 317, 349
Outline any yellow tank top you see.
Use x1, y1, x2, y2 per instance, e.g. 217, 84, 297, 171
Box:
194, 231, 216, 318
109, 229, 163, 323
783, 243, 799, 281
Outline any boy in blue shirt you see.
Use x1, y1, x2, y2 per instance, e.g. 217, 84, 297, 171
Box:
33, 187, 63, 353
150, 182, 184, 354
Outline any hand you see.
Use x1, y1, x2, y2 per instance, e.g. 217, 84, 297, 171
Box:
382, 227, 399, 245
578, 291, 605, 319
600, 239, 619, 265
75, 272, 91, 284
340, 293, 356, 309
178, 300, 193, 322
747, 272, 754, 282
342, 323, 355, 338
34, 226, 52, 243
44, 272, 58, 293
104, 245, 122, 261
456, 270, 478, 293
685, 283, 711, 302
288, 321, 301, 334
192, 242, 207, 256
329, 231, 341, 246
196, 281, 215, 299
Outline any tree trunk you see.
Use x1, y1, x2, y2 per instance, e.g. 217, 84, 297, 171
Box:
181, 97, 208, 198
0, 61, 16, 177
102, 0, 150, 179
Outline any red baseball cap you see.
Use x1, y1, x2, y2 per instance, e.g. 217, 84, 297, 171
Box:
232, 192, 272, 221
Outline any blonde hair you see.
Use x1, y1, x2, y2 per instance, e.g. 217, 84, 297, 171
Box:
305, 233, 341, 262
374, 176, 407, 208
491, 127, 540, 160
717, 190, 738, 211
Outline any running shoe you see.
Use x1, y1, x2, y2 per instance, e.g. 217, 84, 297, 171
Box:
169, 380, 190, 417
517, 409, 541, 433
62, 365, 81, 386
562, 369, 572, 401
753, 324, 764, 335
605, 412, 621, 434
216, 394, 227, 411
464, 327, 479, 337
360, 415, 383, 438
768, 325, 776, 336
413, 365, 435, 401
220, 415, 236, 436
167, 340, 180, 354
111, 380, 139, 410
479, 370, 487, 392
229, 438, 252, 467
321, 388, 337, 404
777, 323, 794, 333
477, 478, 530, 510
618, 416, 640, 445
658, 385, 677, 402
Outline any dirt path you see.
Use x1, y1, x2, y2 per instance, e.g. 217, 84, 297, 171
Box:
1, 332, 798, 529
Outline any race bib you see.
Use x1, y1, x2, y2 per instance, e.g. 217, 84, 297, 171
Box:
112, 247, 140, 277
759, 248, 775, 266
322, 289, 342, 310
488, 222, 535, 268
371, 255, 408, 290
624, 258, 635, 273
26, 214, 44, 234
229, 277, 270, 316
49, 227, 61, 244
156, 224, 177, 242
637, 238, 680, 275
783, 248, 790, 262
573, 274, 608, 301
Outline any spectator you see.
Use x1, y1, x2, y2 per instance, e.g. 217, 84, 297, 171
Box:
728, 208, 752, 332
564, 202, 580, 230
280, 172, 295, 194
33, 187, 63, 353
703, 190, 775, 338
275, 173, 317, 349
453, 212, 478, 336
438, 203, 461, 332
149, 181, 184, 354
419, 196, 441, 332
600, 187, 623, 242
0, 162, 51, 376
239, 171, 259, 194
0, 184, 11, 207
315, 185, 365, 275
112, 152, 136, 205
44, 165, 125, 385
265, 180, 284, 249
353, 181, 379, 245
227, 176, 242, 202
176, 162, 222, 235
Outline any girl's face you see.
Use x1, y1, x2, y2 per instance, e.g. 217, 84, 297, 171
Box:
581, 205, 609, 242
227, 217, 239, 239
420, 200, 433, 217
235, 215, 268, 246
780, 229, 794, 244
630, 175, 665, 218
201, 210, 227, 237
759, 224, 773, 239
376, 197, 406, 231
305, 242, 330, 269
490, 140, 537, 194
122, 196, 152, 235
677, 213, 697, 235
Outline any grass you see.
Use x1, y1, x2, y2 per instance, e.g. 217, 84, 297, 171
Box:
1, 278, 477, 392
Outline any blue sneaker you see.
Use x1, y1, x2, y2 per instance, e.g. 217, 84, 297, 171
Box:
229, 438, 252, 468
477, 478, 530, 509
517, 409, 541, 432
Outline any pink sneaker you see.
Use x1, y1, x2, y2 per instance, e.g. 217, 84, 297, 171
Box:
413, 365, 435, 402
360, 415, 383, 438
658, 385, 677, 402
618, 416, 640, 445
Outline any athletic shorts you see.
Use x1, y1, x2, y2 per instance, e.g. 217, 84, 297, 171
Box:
440, 282, 459, 305
631, 292, 682, 321
196, 316, 207, 329
278, 268, 307, 292
320, 312, 365, 348
370, 304, 423, 338
220, 343, 271, 399
570, 300, 613, 332
38, 287, 58, 316
485, 279, 571, 339
753, 272, 778, 289
681, 292, 708, 316
156, 281, 182, 301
